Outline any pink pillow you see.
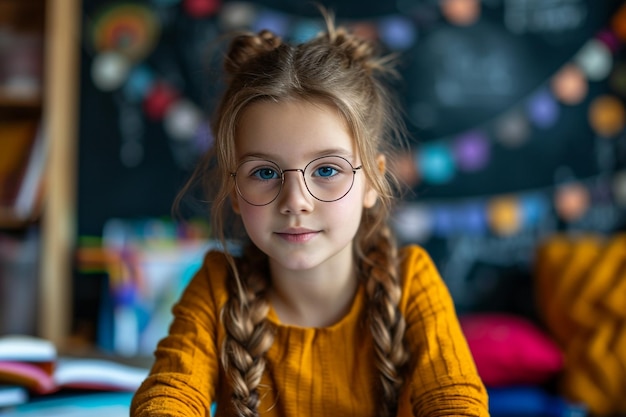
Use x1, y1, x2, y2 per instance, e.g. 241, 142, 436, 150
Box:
459, 313, 563, 387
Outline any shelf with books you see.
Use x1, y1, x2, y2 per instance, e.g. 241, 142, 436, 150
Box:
0, 120, 45, 229
0, 0, 45, 227
0, 0, 80, 349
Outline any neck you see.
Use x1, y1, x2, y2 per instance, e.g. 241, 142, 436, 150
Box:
268, 255, 359, 328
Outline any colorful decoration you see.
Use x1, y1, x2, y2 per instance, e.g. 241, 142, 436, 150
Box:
409, 18, 626, 187
183, 0, 221, 18
85, 1, 626, 243
418, 142, 455, 184
575, 39, 613, 81
90, 3, 160, 61
143, 82, 179, 121
439, 0, 481, 27
164, 99, 203, 141
526, 89, 559, 129
91, 51, 131, 91
588, 95, 626, 138
487, 196, 522, 237
551, 64, 588, 106
391, 173, 618, 241
219, 2, 257, 30
554, 182, 591, 222
378, 15, 417, 50
494, 110, 531, 148
452, 130, 490, 172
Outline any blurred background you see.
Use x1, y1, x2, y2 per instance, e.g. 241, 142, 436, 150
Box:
1, 0, 626, 415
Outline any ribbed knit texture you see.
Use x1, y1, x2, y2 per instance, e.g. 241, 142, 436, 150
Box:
535, 234, 626, 416
130, 245, 489, 416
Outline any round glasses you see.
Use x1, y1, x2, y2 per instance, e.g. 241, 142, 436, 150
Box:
231, 155, 362, 206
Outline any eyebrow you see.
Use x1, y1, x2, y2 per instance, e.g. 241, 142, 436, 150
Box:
238, 148, 355, 162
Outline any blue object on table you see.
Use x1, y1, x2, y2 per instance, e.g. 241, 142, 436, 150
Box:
489, 386, 587, 417
0, 392, 133, 416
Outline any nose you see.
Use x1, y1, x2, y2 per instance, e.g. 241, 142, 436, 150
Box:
277, 170, 314, 214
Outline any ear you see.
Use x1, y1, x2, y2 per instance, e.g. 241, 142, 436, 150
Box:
363, 154, 385, 209
230, 189, 241, 214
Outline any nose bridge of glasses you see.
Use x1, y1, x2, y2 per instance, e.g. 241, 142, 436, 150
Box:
281, 168, 309, 191
281, 168, 306, 182
280, 167, 322, 205
282, 168, 305, 175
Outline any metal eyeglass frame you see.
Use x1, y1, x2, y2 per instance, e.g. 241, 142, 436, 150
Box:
230, 155, 363, 206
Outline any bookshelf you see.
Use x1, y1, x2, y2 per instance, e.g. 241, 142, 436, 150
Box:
0, 0, 81, 346
0, 0, 43, 229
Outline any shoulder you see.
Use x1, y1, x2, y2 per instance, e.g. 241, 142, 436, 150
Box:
199, 249, 232, 291
397, 245, 451, 312
398, 244, 438, 278
201, 249, 232, 275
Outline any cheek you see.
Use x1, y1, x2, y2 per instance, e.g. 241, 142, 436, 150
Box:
237, 201, 261, 223
237, 202, 270, 235
325, 192, 366, 226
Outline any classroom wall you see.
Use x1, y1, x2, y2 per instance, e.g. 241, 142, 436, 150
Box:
75, 0, 626, 324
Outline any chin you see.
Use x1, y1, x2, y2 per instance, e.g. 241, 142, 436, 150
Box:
269, 252, 322, 272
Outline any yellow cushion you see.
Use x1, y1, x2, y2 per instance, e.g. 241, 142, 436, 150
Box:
535, 234, 626, 416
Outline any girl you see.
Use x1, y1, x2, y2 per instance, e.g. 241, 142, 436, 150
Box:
131, 10, 489, 417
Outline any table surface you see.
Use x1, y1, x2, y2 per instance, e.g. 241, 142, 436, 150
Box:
0, 391, 134, 417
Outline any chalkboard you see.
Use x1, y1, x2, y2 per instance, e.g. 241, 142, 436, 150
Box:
75, 0, 626, 318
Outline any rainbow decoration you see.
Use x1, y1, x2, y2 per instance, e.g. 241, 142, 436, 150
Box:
90, 3, 160, 62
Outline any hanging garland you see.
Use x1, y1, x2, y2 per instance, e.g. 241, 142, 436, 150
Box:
85, 0, 626, 240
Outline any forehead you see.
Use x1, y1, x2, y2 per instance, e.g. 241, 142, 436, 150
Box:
235, 99, 356, 162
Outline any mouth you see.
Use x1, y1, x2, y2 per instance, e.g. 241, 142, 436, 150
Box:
275, 228, 320, 243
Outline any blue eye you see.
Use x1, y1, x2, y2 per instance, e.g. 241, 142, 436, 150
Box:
314, 166, 338, 178
253, 168, 280, 180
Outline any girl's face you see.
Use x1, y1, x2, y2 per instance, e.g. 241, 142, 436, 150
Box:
232, 99, 378, 273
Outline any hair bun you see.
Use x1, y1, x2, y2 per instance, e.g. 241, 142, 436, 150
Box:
224, 29, 283, 76
332, 28, 375, 61
326, 25, 384, 73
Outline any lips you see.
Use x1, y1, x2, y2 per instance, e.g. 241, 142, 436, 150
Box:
275, 228, 320, 243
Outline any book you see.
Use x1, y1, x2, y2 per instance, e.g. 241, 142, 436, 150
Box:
0, 385, 28, 409
0, 335, 149, 395
52, 358, 148, 391
0, 336, 55, 363
0, 121, 39, 210
12, 123, 46, 220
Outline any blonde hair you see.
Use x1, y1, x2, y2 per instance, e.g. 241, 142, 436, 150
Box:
179, 9, 409, 417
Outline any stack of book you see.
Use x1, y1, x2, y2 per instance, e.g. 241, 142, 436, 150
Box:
0, 334, 149, 412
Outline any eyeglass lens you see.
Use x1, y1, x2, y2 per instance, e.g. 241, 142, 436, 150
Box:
234, 156, 358, 206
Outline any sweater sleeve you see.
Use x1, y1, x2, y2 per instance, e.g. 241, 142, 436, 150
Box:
130, 251, 228, 417
400, 246, 489, 417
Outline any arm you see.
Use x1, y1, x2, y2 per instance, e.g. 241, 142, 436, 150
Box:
130, 251, 227, 417
400, 246, 489, 417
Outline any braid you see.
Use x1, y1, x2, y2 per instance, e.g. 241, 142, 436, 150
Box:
221, 245, 274, 417
358, 211, 409, 417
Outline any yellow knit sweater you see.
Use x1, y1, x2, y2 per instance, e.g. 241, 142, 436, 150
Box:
131, 245, 488, 416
